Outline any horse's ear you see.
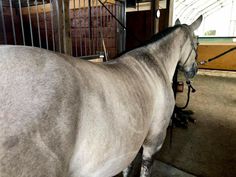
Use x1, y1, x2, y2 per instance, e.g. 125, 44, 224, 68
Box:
190, 15, 203, 31
175, 18, 181, 25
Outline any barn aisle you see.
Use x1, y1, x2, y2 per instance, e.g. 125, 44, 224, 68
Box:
155, 70, 236, 177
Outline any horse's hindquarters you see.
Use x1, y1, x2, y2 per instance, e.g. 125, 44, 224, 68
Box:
0, 46, 81, 177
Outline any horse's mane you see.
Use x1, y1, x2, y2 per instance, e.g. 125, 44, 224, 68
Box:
148, 25, 181, 44
115, 25, 181, 58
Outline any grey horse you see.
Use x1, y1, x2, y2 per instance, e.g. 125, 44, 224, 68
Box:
0, 16, 202, 177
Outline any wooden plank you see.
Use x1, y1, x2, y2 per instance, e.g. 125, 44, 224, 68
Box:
22, 3, 50, 15
198, 43, 236, 71
126, 2, 151, 12
21, 0, 115, 15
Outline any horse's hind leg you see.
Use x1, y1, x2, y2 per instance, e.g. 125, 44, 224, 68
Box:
123, 150, 142, 177
123, 153, 140, 177
122, 164, 133, 177
140, 126, 169, 177
140, 145, 154, 177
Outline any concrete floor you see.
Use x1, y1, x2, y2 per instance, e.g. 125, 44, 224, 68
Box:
151, 160, 196, 177
156, 70, 236, 177
116, 70, 236, 177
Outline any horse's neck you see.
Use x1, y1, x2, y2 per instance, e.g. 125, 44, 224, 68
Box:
148, 29, 185, 82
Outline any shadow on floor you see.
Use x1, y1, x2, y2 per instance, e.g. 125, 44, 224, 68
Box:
155, 72, 236, 177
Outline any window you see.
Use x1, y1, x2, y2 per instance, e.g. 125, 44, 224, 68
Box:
173, 0, 236, 38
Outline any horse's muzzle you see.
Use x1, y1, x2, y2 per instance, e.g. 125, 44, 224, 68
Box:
185, 62, 198, 79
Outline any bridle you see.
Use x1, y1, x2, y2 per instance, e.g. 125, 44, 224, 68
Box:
180, 25, 199, 69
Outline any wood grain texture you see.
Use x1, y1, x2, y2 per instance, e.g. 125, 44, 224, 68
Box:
198, 43, 236, 71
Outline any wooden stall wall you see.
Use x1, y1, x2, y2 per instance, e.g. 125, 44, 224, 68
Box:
70, 5, 117, 57
0, 1, 119, 58
198, 43, 236, 71
126, 10, 153, 51
0, 0, 22, 45
22, 5, 118, 57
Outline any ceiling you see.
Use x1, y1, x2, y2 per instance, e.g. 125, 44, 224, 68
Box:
174, 0, 235, 23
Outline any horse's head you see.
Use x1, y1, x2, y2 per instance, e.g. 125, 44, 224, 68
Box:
176, 15, 203, 80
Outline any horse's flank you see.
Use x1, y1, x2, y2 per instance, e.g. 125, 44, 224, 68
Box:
0, 26, 182, 177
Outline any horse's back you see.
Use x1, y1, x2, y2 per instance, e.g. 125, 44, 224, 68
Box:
68, 55, 172, 177
0, 45, 174, 177
0, 46, 81, 177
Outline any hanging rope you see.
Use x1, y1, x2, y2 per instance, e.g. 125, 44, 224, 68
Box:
176, 81, 196, 110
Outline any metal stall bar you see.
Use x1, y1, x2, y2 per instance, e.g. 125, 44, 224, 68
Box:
121, 0, 126, 52
99, 0, 126, 54
27, 0, 34, 46
116, 1, 120, 53
50, 0, 55, 51
105, 2, 109, 60
35, 0, 42, 48
101, 1, 104, 54
58, 1, 62, 52
96, 0, 99, 52
62, 0, 72, 55
84, 0, 87, 55
104, 1, 108, 58
114, 0, 126, 54
62, 0, 66, 53
42, 0, 49, 49
92, 0, 95, 55
68, 0, 72, 55
88, 0, 92, 54
78, 0, 83, 55
101, 1, 107, 60
9, 0, 16, 44
0, 0, 7, 44
73, 0, 78, 56
109, 3, 112, 53
112, 2, 116, 52
99, 0, 102, 51
18, 0, 25, 45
